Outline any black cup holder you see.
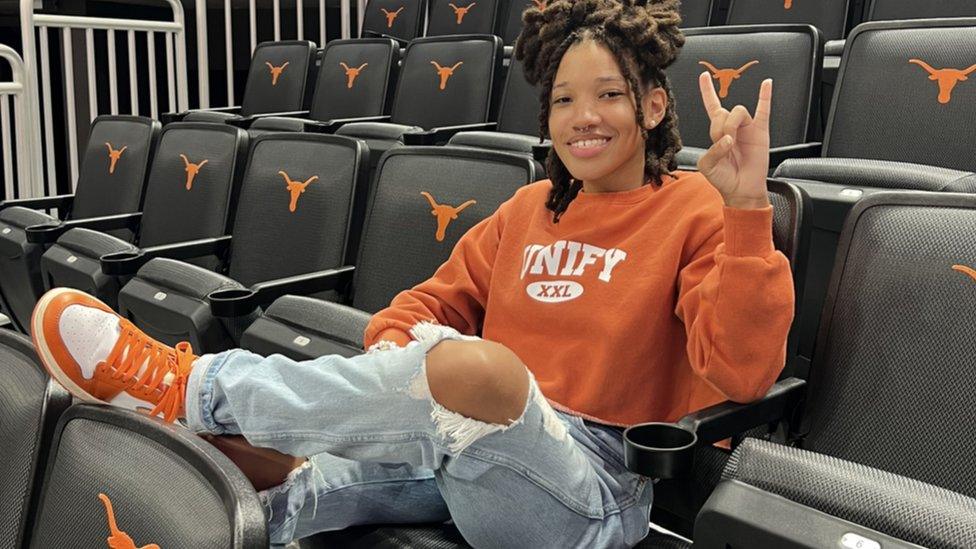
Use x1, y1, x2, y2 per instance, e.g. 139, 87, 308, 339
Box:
208, 287, 257, 317
100, 250, 145, 276
623, 422, 697, 479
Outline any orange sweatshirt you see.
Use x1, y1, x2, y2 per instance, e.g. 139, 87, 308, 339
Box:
364, 171, 794, 426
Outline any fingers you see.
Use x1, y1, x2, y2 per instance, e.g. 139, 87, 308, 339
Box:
697, 134, 734, 176
723, 105, 752, 140
754, 78, 773, 131
699, 72, 723, 117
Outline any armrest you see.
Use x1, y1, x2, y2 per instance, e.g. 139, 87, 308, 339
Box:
769, 142, 822, 170
0, 193, 74, 213
209, 265, 356, 317
100, 235, 233, 276
25, 212, 143, 244
401, 122, 499, 146
622, 377, 806, 479
226, 110, 311, 128
161, 105, 242, 124
307, 115, 392, 134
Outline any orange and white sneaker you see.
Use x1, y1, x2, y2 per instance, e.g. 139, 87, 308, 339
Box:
31, 287, 197, 423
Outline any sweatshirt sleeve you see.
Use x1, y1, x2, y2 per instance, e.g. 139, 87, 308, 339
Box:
674, 206, 795, 403
363, 208, 502, 349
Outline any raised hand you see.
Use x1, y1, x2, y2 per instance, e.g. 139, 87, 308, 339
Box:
696, 72, 772, 210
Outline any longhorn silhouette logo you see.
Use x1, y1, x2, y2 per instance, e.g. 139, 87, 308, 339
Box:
431, 61, 463, 90
265, 61, 290, 85
180, 154, 208, 190
953, 264, 976, 282
784, 0, 793, 9
98, 493, 161, 549
381, 7, 404, 28
532, 0, 547, 9
105, 142, 127, 174
448, 2, 476, 24
280, 170, 319, 212
421, 191, 476, 242
699, 60, 760, 98
339, 62, 368, 88
909, 59, 976, 104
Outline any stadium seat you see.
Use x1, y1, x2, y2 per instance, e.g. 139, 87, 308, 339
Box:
336, 34, 504, 172
0, 329, 70, 548
361, 0, 428, 43
669, 25, 824, 169
772, 17, 976, 375
0, 115, 159, 332
825, 0, 976, 55
501, 0, 532, 45
170, 41, 318, 123
726, 0, 852, 41
243, 38, 401, 134
28, 122, 249, 310
426, 0, 501, 37
680, 0, 714, 27
26, 404, 267, 548
240, 146, 538, 360
694, 191, 976, 548
111, 133, 367, 352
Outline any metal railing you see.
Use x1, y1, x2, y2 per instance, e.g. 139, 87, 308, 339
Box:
19, 0, 189, 195
0, 45, 40, 200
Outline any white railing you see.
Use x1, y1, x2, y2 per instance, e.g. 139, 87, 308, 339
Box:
0, 45, 40, 200
19, 0, 189, 196
194, 0, 361, 109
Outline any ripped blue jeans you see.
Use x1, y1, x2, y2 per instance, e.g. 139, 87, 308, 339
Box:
184, 324, 654, 547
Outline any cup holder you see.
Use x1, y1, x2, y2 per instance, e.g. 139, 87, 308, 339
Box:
100, 250, 144, 275
623, 422, 697, 479
208, 288, 257, 317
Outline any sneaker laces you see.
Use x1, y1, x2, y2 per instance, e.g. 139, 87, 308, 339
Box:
102, 320, 196, 423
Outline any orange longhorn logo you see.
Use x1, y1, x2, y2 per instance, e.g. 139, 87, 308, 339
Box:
98, 493, 160, 549
532, 0, 547, 9
784, 0, 793, 9
381, 7, 405, 28
105, 142, 127, 175
909, 59, 976, 104
180, 154, 208, 190
280, 170, 319, 212
265, 61, 290, 86
339, 62, 369, 88
699, 60, 760, 98
952, 264, 976, 282
431, 61, 463, 90
421, 191, 476, 242
448, 2, 476, 24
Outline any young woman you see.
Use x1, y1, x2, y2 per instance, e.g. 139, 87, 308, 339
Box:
29, 0, 793, 546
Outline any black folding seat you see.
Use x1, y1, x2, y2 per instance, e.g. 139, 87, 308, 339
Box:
108, 133, 367, 353
825, 0, 976, 55
292, 177, 806, 549
726, 0, 852, 40
242, 38, 401, 134
0, 329, 70, 548
772, 17, 976, 375
693, 191, 976, 549
26, 404, 266, 548
0, 116, 159, 332
680, 0, 714, 27
335, 34, 504, 171
170, 41, 318, 123
240, 146, 537, 361
426, 0, 501, 37
669, 25, 823, 169
28, 122, 248, 311
361, 0, 428, 42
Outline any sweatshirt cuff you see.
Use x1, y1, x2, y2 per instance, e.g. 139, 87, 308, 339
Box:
722, 205, 776, 257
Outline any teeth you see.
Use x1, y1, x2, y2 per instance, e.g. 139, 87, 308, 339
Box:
571, 138, 609, 148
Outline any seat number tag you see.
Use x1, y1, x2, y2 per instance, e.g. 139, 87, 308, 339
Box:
840, 533, 880, 549
153, 292, 167, 301
293, 336, 311, 347
66, 255, 77, 263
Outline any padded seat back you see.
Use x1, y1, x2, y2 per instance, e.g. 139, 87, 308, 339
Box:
28, 405, 266, 548
350, 147, 536, 313
426, 0, 501, 36
70, 115, 160, 220
501, 0, 532, 44
0, 330, 70, 548
680, 0, 713, 27
310, 38, 400, 122
800, 192, 976, 498
391, 35, 503, 128
240, 41, 317, 116
136, 123, 248, 248
669, 25, 822, 150
727, 0, 849, 40
824, 18, 976, 171
226, 133, 368, 287
362, 0, 427, 41
867, 0, 976, 22
496, 58, 540, 137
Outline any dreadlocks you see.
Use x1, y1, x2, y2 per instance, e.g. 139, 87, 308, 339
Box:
514, 0, 685, 222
